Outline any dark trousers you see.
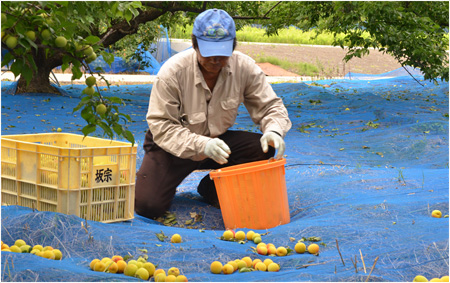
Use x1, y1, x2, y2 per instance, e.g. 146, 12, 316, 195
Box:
135, 130, 275, 219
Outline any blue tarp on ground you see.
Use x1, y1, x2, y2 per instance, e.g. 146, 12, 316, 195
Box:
1, 67, 448, 282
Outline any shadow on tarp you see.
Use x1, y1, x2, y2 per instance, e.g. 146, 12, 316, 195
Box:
1, 67, 449, 281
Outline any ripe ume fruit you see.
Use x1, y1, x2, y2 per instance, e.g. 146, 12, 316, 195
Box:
171, 234, 182, 243
222, 263, 234, 274
168, 267, 180, 276
166, 275, 177, 282
124, 264, 138, 277
307, 243, 320, 255
413, 275, 428, 282
263, 258, 273, 268
116, 260, 127, 273
295, 242, 306, 253
241, 257, 252, 268
255, 262, 267, 271
135, 267, 150, 280
267, 262, 280, 272
210, 261, 222, 274
267, 245, 277, 255
222, 230, 234, 240
257, 245, 268, 255
246, 230, 255, 241
52, 249, 62, 260
431, 210, 442, 218
14, 239, 26, 247
234, 231, 246, 241
93, 261, 106, 272
155, 273, 166, 282
175, 275, 188, 282
142, 262, 155, 276
253, 236, 262, 244
276, 246, 287, 256
90, 259, 100, 270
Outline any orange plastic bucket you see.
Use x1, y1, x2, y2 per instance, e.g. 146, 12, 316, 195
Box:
210, 158, 290, 230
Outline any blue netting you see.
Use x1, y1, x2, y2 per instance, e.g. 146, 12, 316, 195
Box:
1, 67, 448, 282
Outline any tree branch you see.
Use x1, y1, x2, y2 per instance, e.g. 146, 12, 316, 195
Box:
263, 1, 282, 18
142, 2, 205, 14
401, 65, 425, 87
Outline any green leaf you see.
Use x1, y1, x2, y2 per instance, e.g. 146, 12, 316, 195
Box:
108, 96, 123, 104
25, 37, 38, 50
1, 52, 15, 67
300, 236, 322, 242
55, 1, 69, 7
122, 130, 135, 145
124, 9, 133, 22
81, 107, 95, 123
10, 60, 23, 78
21, 67, 33, 86
71, 64, 83, 80
25, 54, 38, 71
155, 231, 168, 242
98, 121, 113, 138
112, 123, 123, 135
119, 113, 132, 122
239, 267, 254, 273
81, 124, 96, 137
61, 55, 72, 72
84, 35, 100, 45
101, 51, 115, 65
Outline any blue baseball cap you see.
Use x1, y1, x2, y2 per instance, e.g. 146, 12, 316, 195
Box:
192, 9, 236, 57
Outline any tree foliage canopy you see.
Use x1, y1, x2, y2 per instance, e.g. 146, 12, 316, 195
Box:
1, 1, 448, 143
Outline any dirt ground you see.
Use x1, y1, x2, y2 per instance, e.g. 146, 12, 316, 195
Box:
48, 42, 404, 84
235, 43, 402, 77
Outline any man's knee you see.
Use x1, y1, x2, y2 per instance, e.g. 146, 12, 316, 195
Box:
135, 199, 168, 219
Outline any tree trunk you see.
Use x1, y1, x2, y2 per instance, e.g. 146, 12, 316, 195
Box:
15, 48, 63, 95
16, 67, 60, 95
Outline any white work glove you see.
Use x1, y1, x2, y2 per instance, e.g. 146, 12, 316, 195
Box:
260, 131, 285, 160
204, 138, 231, 165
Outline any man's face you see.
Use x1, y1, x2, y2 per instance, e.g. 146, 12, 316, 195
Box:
196, 49, 230, 75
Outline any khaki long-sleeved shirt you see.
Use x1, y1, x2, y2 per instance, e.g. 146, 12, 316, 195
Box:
146, 48, 291, 161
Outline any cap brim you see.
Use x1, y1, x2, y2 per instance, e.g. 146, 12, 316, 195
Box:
197, 38, 233, 57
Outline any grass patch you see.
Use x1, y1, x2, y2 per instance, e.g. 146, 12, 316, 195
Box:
170, 25, 370, 46
255, 55, 320, 77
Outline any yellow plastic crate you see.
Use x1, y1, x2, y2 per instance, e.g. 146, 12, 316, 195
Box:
1, 133, 137, 223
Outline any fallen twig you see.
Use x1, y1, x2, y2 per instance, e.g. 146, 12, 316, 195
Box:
365, 256, 379, 282
433, 242, 449, 266
350, 255, 357, 273
336, 239, 345, 266
296, 261, 330, 269
360, 249, 367, 273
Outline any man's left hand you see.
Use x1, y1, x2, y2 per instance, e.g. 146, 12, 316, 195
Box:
260, 131, 285, 159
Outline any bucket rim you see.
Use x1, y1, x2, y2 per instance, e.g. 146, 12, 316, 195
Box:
210, 158, 286, 179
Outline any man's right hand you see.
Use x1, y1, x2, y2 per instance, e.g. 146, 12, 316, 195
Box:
204, 138, 231, 164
